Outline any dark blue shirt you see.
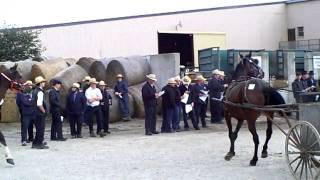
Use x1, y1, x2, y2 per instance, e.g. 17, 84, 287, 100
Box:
66, 91, 86, 115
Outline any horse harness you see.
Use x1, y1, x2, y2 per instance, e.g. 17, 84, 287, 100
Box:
0, 72, 23, 91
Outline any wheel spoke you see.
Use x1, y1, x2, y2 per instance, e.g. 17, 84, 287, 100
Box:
307, 151, 320, 155
288, 151, 302, 155
306, 140, 319, 152
290, 156, 301, 165
288, 142, 301, 151
295, 158, 303, 174
307, 156, 315, 179
289, 137, 300, 149
300, 159, 305, 179
305, 158, 308, 180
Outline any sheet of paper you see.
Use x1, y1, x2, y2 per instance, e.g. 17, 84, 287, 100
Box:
118, 94, 123, 99
158, 91, 165, 97
199, 94, 208, 102
60, 116, 64, 122
248, 84, 255, 90
185, 104, 193, 113
181, 93, 189, 104
201, 90, 209, 95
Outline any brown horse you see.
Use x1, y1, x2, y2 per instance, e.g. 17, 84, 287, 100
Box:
0, 64, 22, 165
224, 53, 286, 166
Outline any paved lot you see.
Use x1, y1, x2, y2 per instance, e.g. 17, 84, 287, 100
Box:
0, 117, 294, 180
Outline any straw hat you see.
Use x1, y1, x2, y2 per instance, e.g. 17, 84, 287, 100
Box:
99, 81, 107, 86
72, 83, 80, 89
89, 78, 98, 84
34, 76, 47, 84
195, 75, 206, 81
116, 74, 124, 78
186, 71, 196, 75
23, 80, 33, 86
174, 75, 181, 82
146, 74, 157, 81
167, 78, 176, 84
212, 69, 220, 75
82, 76, 91, 82
219, 70, 226, 76
182, 76, 191, 85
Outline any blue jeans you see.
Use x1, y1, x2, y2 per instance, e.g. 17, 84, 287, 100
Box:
21, 115, 34, 142
173, 105, 181, 130
119, 94, 130, 118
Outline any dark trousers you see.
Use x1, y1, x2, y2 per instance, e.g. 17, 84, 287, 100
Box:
161, 107, 174, 132
101, 105, 110, 132
86, 106, 103, 133
119, 95, 130, 118
69, 113, 82, 136
21, 115, 35, 142
172, 105, 180, 130
195, 103, 207, 127
181, 103, 198, 129
51, 111, 64, 139
19, 110, 34, 141
210, 99, 223, 123
145, 105, 157, 134
33, 114, 45, 146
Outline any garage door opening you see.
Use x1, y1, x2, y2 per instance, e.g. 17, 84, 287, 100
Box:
158, 33, 194, 68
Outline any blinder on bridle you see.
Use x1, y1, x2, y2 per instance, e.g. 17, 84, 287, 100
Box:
241, 56, 265, 79
1, 64, 24, 91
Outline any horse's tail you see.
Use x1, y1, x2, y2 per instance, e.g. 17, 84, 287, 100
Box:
264, 87, 291, 116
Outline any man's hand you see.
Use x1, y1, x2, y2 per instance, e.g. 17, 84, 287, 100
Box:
155, 93, 160, 98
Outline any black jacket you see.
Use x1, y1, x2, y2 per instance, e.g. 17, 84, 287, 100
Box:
142, 82, 157, 107
161, 85, 176, 108
208, 77, 224, 99
292, 79, 304, 99
307, 77, 317, 92
174, 86, 181, 105
179, 84, 195, 104
49, 88, 61, 113
20, 93, 36, 116
66, 91, 86, 115
193, 83, 207, 104
100, 89, 112, 109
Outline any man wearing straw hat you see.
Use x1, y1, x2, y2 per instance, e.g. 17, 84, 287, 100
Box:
114, 74, 131, 122
85, 78, 105, 137
161, 78, 177, 133
49, 79, 67, 141
208, 70, 225, 124
66, 83, 86, 138
173, 75, 182, 132
99, 81, 112, 134
81, 76, 91, 92
19, 80, 35, 146
32, 76, 49, 149
180, 76, 199, 130
142, 74, 159, 135
193, 75, 208, 128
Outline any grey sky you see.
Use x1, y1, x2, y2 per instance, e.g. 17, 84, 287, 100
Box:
0, 0, 285, 27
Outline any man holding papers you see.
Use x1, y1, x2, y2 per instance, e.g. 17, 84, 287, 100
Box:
142, 74, 159, 136
179, 76, 199, 130
161, 78, 176, 133
193, 75, 208, 128
208, 70, 225, 124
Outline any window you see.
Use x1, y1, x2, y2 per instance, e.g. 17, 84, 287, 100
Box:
297, 27, 304, 37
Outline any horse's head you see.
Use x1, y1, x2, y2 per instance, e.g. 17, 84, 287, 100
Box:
232, 52, 264, 80
0, 63, 23, 91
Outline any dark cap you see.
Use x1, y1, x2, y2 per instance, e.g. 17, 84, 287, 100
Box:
296, 72, 302, 76
302, 71, 308, 75
51, 79, 62, 86
309, 71, 314, 75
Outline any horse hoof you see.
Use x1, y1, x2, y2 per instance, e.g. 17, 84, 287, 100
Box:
224, 152, 235, 161
249, 160, 257, 166
261, 152, 268, 158
6, 159, 15, 166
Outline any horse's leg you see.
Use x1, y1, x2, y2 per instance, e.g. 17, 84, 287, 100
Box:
225, 114, 244, 160
0, 131, 14, 165
248, 120, 259, 166
261, 115, 273, 158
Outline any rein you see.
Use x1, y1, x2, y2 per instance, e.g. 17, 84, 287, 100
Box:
0, 73, 23, 91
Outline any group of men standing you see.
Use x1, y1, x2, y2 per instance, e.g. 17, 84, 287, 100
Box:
292, 70, 318, 103
16, 73, 134, 148
142, 69, 227, 136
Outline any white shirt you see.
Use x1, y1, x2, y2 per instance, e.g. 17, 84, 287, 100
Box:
85, 87, 102, 107
37, 91, 44, 106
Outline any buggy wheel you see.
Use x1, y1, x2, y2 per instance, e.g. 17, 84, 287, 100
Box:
286, 121, 320, 180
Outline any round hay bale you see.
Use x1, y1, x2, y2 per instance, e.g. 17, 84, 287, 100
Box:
0, 90, 19, 123
76, 57, 96, 72
31, 58, 76, 81
51, 64, 88, 108
128, 82, 145, 118
105, 56, 151, 87
88, 58, 110, 81
0, 61, 16, 73
108, 89, 134, 122
17, 60, 38, 81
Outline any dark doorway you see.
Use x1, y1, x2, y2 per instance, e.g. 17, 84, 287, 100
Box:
158, 33, 194, 67
288, 28, 296, 41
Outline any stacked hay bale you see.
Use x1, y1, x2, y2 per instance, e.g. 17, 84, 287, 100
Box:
88, 58, 110, 81
128, 83, 145, 118
31, 58, 76, 82
108, 89, 135, 122
0, 90, 20, 123
105, 56, 150, 87
76, 57, 96, 73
